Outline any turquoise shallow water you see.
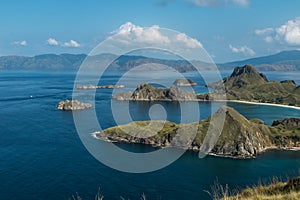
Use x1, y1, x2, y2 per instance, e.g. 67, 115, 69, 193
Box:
0, 70, 299, 200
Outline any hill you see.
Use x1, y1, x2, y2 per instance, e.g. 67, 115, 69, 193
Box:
221, 50, 300, 71
1, 50, 300, 71
95, 106, 300, 158
0, 53, 211, 72
204, 64, 300, 106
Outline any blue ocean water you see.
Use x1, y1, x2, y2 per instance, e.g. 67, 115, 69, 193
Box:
0, 70, 299, 200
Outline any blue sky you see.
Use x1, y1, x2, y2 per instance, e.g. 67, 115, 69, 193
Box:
1, 0, 300, 62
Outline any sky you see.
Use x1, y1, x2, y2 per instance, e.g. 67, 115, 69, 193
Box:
1, 0, 300, 62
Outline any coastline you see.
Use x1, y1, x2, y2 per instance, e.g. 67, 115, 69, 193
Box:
223, 100, 300, 110
91, 132, 300, 159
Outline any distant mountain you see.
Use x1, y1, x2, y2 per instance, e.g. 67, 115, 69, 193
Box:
220, 50, 300, 71
1, 50, 300, 71
0, 54, 87, 71
0, 53, 211, 72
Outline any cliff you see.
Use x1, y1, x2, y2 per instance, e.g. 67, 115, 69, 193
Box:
95, 106, 300, 158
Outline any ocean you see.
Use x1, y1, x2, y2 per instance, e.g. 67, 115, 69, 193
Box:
0, 70, 299, 200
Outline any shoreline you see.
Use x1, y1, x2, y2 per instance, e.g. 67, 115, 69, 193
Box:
91, 132, 300, 159
113, 98, 300, 110
222, 100, 300, 110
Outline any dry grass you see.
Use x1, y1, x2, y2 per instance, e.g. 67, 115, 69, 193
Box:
209, 176, 300, 200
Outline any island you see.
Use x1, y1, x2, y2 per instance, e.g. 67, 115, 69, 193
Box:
112, 83, 197, 101
112, 64, 300, 107
76, 84, 125, 89
173, 78, 197, 86
57, 100, 92, 111
202, 64, 300, 106
94, 106, 300, 158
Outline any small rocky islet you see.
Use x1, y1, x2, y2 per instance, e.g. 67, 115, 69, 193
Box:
57, 100, 92, 111
173, 78, 197, 86
76, 84, 125, 89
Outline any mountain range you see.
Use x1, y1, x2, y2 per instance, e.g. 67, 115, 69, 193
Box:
1, 50, 300, 71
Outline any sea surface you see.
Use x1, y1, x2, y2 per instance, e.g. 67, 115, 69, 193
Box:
0, 70, 300, 200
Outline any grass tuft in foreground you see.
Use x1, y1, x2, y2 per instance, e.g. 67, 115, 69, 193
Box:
210, 176, 300, 200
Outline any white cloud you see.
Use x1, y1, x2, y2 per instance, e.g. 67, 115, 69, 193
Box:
175, 33, 202, 48
231, 0, 249, 6
255, 17, 300, 46
63, 40, 80, 47
112, 22, 170, 45
229, 44, 255, 56
189, 0, 249, 7
254, 28, 274, 36
13, 40, 27, 46
276, 17, 300, 45
47, 38, 59, 46
110, 22, 202, 48
264, 36, 273, 43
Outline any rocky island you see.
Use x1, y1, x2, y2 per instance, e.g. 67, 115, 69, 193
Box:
173, 78, 197, 86
113, 64, 300, 107
112, 83, 197, 101
57, 100, 92, 111
94, 106, 300, 158
76, 84, 125, 89
201, 64, 300, 106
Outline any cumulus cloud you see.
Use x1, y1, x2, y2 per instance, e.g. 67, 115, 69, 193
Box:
189, 0, 249, 7
175, 33, 203, 48
13, 40, 27, 46
110, 22, 202, 49
229, 44, 255, 56
276, 17, 300, 45
63, 40, 80, 47
255, 17, 300, 46
47, 38, 59, 46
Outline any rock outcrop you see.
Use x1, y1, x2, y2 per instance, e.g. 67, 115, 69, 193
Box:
95, 106, 300, 158
272, 118, 300, 128
112, 83, 197, 101
173, 78, 197, 86
57, 100, 92, 111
